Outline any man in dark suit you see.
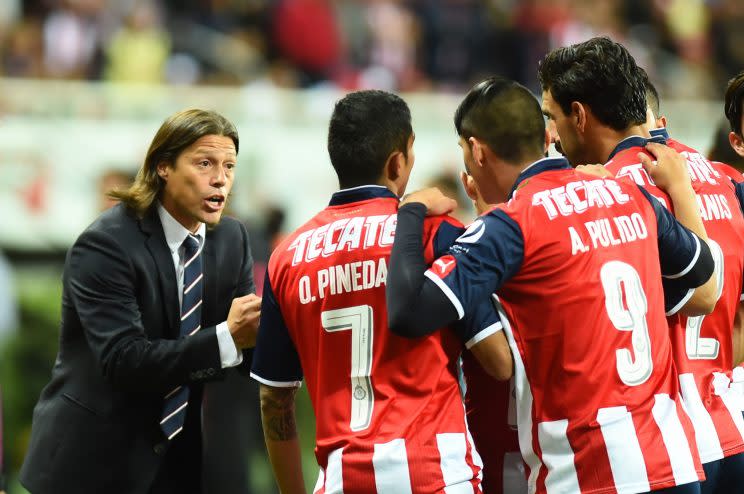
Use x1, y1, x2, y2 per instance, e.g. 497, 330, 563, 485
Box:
20, 109, 262, 494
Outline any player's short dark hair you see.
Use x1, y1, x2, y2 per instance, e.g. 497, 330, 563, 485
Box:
538, 36, 647, 131
454, 76, 545, 165
640, 68, 661, 119
725, 71, 744, 136
327, 90, 412, 188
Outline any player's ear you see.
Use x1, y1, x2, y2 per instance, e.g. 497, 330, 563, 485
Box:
571, 101, 586, 132
384, 150, 405, 181
730, 131, 744, 158
469, 137, 485, 168
658, 115, 668, 129
460, 171, 479, 202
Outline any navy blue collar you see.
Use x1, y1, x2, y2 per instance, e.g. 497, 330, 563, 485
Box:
329, 185, 398, 206
607, 134, 667, 161
649, 127, 670, 140
508, 157, 571, 199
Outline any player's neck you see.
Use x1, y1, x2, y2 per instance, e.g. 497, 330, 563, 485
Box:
592, 124, 649, 164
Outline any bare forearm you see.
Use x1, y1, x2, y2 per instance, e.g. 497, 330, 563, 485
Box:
734, 302, 744, 366
260, 384, 306, 494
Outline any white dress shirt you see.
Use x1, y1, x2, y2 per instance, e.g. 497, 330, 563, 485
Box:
158, 204, 242, 368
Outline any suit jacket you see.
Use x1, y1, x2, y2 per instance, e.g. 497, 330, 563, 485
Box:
20, 204, 256, 494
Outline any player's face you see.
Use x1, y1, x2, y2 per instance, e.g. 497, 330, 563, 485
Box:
158, 134, 236, 232
542, 89, 581, 165
731, 113, 744, 159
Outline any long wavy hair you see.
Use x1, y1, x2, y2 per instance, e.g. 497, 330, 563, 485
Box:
110, 109, 239, 217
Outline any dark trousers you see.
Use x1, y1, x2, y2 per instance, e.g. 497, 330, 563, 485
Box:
701, 452, 744, 494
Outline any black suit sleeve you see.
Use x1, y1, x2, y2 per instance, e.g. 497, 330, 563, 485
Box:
68, 229, 223, 393
235, 221, 256, 371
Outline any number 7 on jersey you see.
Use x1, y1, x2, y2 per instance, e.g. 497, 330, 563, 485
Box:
322, 305, 375, 431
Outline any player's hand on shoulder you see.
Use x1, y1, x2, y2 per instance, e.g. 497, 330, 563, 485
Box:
228, 293, 262, 349
639, 142, 692, 194
401, 187, 458, 216
575, 164, 614, 178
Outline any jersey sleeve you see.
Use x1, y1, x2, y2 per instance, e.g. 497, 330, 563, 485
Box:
250, 274, 303, 387
424, 208, 525, 320
638, 186, 715, 314
451, 296, 503, 349
429, 216, 465, 258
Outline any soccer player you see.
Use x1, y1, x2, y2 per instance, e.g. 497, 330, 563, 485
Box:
250, 90, 509, 493
386, 75, 716, 494
458, 154, 525, 494
538, 37, 744, 493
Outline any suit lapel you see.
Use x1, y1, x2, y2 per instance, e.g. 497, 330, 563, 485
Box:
141, 209, 180, 336
202, 234, 218, 325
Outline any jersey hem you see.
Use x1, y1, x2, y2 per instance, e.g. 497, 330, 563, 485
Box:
250, 371, 302, 388
465, 321, 503, 349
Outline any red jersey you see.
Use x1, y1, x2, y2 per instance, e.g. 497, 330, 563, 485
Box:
711, 161, 744, 183
251, 186, 484, 494
461, 351, 521, 494
427, 157, 704, 493
606, 136, 744, 463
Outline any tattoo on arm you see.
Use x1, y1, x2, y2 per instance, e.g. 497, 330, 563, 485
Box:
260, 385, 298, 441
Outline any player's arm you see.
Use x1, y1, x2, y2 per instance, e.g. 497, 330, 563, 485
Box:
640, 143, 717, 315
733, 302, 744, 366
387, 188, 523, 337
250, 275, 306, 493
259, 384, 306, 494
452, 297, 513, 380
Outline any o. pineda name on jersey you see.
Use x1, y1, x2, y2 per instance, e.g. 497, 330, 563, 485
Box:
615, 152, 733, 221
532, 178, 649, 255
289, 214, 394, 304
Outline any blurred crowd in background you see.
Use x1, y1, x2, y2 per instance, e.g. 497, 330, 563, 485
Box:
2, 0, 744, 97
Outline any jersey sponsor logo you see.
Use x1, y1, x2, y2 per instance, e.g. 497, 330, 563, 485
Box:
432, 255, 457, 278
456, 219, 485, 244
288, 214, 397, 266
532, 179, 630, 220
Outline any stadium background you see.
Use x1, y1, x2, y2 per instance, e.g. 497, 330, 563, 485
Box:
1, 0, 743, 492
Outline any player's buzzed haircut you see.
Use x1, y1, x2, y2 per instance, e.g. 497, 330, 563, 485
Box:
639, 68, 661, 119
538, 36, 647, 131
327, 90, 412, 188
725, 71, 744, 137
454, 76, 545, 165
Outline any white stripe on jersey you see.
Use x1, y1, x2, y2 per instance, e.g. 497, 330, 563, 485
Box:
652, 393, 699, 486
494, 296, 542, 494
372, 439, 413, 494
679, 372, 724, 462
596, 406, 651, 494
436, 433, 475, 494
325, 448, 344, 494
314, 468, 325, 494
712, 372, 744, 439
537, 419, 581, 493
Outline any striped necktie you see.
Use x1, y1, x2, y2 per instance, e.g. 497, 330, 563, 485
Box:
160, 234, 203, 440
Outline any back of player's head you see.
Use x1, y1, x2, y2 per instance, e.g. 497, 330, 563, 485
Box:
725, 71, 744, 136
538, 36, 647, 131
454, 76, 545, 165
327, 90, 412, 188
640, 68, 661, 119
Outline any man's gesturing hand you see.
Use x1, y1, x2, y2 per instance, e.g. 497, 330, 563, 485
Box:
228, 293, 262, 349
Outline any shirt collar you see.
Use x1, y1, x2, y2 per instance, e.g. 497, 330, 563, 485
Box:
157, 203, 206, 254
607, 133, 667, 161
508, 156, 571, 199
329, 185, 398, 206
649, 127, 670, 140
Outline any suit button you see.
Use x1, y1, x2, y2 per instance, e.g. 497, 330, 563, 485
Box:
153, 442, 167, 455
206, 368, 215, 376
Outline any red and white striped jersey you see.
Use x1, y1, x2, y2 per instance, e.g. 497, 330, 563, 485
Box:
252, 186, 485, 493
427, 157, 705, 493
606, 136, 744, 463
